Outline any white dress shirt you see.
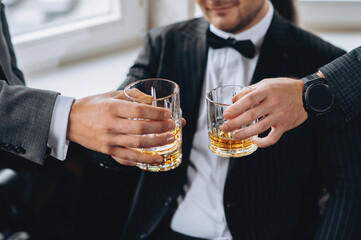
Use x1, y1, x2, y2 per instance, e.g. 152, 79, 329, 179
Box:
170, 3, 274, 239
47, 95, 74, 160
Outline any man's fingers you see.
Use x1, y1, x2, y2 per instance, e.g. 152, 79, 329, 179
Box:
252, 127, 284, 148
182, 118, 186, 127
111, 90, 126, 100
232, 116, 274, 141
123, 89, 154, 103
111, 157, 137, 166
111, 133, 175, 149
224, 90, 267, 120
110, 147, 164, 164
117, 119, 175, 134
221, 104, 267, 132
232, 86, 255, 102
115, 100, 172, 120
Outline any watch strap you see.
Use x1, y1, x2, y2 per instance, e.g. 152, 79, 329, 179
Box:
302, 73, 325, 87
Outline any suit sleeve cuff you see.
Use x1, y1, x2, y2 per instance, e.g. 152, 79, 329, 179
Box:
47, 95, 75, 160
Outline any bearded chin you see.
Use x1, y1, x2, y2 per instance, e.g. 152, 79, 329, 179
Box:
213, 16, 250, 34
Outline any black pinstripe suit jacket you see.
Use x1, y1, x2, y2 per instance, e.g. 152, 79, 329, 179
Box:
118, 13, 361, 240
319, 47, 361, 122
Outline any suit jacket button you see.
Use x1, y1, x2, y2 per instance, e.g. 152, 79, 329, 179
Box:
140, 233, 147, 239
4, 144, 13, 151
99, 162, 109, 169
164, 196, 172, 206
226, 203, 236, 208
15, 146, 26, 154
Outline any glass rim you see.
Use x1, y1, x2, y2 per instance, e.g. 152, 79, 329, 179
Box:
206, 85, 244, 107
124, 78, 180, 102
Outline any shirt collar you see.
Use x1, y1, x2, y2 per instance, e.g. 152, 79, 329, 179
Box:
209, 1, 274, 50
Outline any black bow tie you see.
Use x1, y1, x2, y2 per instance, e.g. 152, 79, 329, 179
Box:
207, 29, 255, 59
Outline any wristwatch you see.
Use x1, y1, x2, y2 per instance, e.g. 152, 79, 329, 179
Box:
302, 72, 334, 117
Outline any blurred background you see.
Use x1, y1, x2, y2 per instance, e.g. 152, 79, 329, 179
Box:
5, 0, 361, 99
0, 0, 360, 239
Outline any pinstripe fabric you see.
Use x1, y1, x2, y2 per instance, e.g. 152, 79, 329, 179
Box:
119, 14, 361, 240
0, 3, 59, 166
315, 111, 361, 239
319, 47, 361, 122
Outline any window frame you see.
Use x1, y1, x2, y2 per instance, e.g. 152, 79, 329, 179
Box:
296, 0, 361, 30
11, 0, 147, 75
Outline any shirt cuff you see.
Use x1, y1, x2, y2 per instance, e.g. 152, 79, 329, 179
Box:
47, 95, 75, 160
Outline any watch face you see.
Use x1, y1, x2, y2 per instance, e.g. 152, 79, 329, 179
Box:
307, 84, 334, 112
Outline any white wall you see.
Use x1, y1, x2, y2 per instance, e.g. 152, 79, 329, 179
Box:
296, 0, 361, 52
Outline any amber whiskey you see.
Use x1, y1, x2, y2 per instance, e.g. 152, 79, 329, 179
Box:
136, 125, 182, 172
208, 129, 257, 157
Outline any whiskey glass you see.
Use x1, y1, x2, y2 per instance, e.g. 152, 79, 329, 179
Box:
124, 78, 182, 172
206, 85, 258, 157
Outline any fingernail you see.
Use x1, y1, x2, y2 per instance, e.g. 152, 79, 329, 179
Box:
164, 111, 171, 119
167, 136, 175, 143
222, 124, 230, 132
224, 111, 231, 119
156, 157, 163, 163
168, 121, 176, 130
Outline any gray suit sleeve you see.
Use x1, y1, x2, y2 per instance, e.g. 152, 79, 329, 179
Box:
0, 81, 59, 165
319, 46, 361, 121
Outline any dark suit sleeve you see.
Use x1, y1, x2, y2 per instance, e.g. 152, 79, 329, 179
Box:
119, 32, 159, 90
318, 47, 361, 122
315, 112, 361, 240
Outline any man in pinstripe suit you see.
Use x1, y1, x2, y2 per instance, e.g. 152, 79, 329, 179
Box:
105, 0, 361, 239
222, 47, 361, 148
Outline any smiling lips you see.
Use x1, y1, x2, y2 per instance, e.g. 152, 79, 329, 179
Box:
207, 2, 237, 13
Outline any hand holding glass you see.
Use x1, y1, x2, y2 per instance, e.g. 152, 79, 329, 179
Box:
125, 78, 182, 172
207, 85, 258, 157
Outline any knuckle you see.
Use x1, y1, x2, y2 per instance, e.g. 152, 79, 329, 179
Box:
259, 142, 269, 148
130, 138, 142, 148
133, 104, 143, 118
129, 151, 140, 162
136, 122, 147, 134
265, 82, 276, 90
99, 120, 112, 132
244, 95, 254, 106
247, 111, 257, 122
269, 139, 277, 146
103, 101, 114, 113
263, 83, 272, 92
268, 135, 278, 145
270, 99, 280, 109
101, 144, 112, 155
273, 96, 282, 106
257, 121, 268, 132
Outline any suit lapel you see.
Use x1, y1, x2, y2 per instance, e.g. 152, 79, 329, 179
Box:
180, 18, 209, 119
228, 13, 295, 174
176, 18, 209, 164
122, 19, 211, 238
